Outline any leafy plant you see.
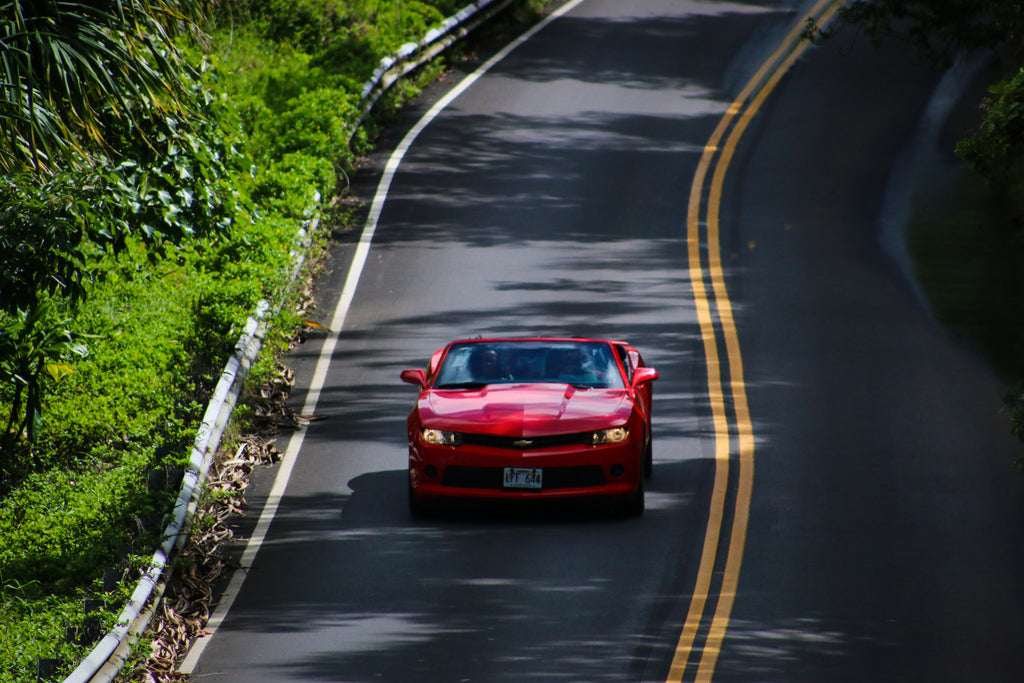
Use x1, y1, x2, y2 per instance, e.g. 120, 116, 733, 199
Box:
252, 153, 336, 218
247, 0, 350, 52
0, 0, 209, 175
957, 70, 1024, 183
0, 303, 88, 461
95, 78, 249, 252
0, 175, 89, 313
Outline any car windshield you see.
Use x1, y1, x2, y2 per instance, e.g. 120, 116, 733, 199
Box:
433, 341, 626, 389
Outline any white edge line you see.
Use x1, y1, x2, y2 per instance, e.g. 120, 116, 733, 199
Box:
178, 0, 586, 672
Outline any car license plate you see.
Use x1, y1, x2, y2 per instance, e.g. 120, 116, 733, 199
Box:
503, 467, 542, 489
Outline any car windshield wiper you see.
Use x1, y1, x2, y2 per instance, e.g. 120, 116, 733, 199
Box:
434, 382, 489, 390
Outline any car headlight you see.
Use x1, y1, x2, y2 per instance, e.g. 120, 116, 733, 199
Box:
421, 428, 462, 446
590, 427, 628, 445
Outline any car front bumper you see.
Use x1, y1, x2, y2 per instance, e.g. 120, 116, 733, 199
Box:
409, 439, 643, 503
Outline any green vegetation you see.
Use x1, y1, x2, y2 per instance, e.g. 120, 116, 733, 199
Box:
0, 0, 545, 679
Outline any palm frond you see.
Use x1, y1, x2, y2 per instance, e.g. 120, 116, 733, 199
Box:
0, 0, 210, 174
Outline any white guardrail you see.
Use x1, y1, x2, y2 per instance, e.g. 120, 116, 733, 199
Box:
62, 1, 515, 680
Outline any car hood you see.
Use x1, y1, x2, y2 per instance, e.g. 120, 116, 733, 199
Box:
418, 384, 633, 436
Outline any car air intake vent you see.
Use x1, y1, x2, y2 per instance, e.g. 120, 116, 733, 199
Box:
460, 432, 589, 450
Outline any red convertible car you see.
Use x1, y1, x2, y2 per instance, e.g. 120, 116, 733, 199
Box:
400, 338, 658, 516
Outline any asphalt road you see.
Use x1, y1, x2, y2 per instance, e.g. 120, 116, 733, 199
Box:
183, 1, 1024, 681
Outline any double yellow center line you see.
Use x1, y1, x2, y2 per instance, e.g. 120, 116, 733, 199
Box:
667, 2, 843, 681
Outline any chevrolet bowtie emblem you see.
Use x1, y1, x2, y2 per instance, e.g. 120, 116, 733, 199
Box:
513, 439, 533, 448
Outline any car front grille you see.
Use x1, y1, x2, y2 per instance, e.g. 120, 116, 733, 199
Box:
460, 432, 590, 450
442, 465, 606, 490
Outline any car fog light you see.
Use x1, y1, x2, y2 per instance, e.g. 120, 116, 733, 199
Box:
610, 464, 625, 478
424, 465, 438, 478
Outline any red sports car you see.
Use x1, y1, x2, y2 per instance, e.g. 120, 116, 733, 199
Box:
400, 338, 658, 516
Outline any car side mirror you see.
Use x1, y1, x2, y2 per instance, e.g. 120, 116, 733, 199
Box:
400, 369, 427, 388
632, 367, 658, 386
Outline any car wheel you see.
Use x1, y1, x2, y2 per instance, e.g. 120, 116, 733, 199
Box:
643, 432, 653, 480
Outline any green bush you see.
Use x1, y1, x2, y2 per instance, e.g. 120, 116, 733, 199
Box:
957, 68, 1024, 183
309, 27, 382, 91
245, 0, 450, 55
261, 88, 362, 167
358, 1, 447, 54
252, 153, 336, 218
249, 0, 350, 52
